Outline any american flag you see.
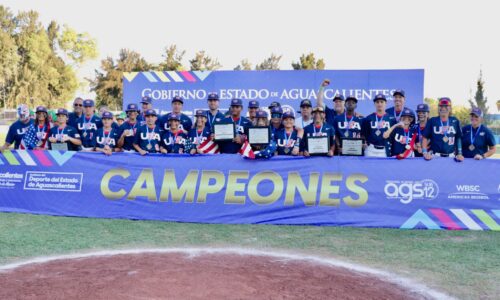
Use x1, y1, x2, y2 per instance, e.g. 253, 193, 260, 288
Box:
239, 140, 277, 159
185, 137, 220, 154
21, 124, 50, 150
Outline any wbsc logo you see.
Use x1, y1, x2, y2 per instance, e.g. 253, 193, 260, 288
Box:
447, 184, 489, 200
384, 179, 439, 204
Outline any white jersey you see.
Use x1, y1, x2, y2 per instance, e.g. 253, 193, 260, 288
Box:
294, 117, 313, 129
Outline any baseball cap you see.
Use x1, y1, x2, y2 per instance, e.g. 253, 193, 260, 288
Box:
438, 97, 452, 106
470, 107, 483, 117
256, 110, 268, 119
207, 93, 219, 101
172, 96, 184, 104
416, 103, 430, 113
230, 98, 243, 106
333, 94, 345, 101
195, 109, 207, 117
101, 111, 114, 119
140, 96, 152, 104
345, 96, 358, 103
312, 106, 325, 113
282, 111, 295, 119
393, 89, 405, 97
56, 108, 69, 116
248, 100, 259, 108
270, 106, 283, 115
168, 113, 180, 121
126, 103, 139, 112
83, 99, 95, 107
373, 94, 387, 102
116, 112, 126, 120
300, 99, 312, 107
268, 101, 281, 109
144, 109, 157, 117
401, 108, 415, 118
36, 106, 48, 113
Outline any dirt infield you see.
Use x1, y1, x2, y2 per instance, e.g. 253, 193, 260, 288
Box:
0, 249, 435, 300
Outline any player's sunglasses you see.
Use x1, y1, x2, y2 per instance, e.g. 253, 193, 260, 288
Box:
74, 104, 83, 107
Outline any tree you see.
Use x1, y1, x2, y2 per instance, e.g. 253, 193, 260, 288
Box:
424, 98, 438, 117
291, 53, 325, 70
189, 50, 222, 71
158, 44, 185, 71
58, 24, 98, 66
468, 70, 490, 122
255, 53, 282, 70
91, 49, 152, 110
451, 105, 470, 126
234, 59, 252, 70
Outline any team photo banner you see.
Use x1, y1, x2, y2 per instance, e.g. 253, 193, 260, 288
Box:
123, 69, 425, 116
0, 151, 498, 230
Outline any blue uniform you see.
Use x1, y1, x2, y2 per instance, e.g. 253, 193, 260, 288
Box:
48, 125, 80, 151
461, 124, 496, 158
412, 124, 427, 157
361, 113, 396, 147
188, 127, 211, 145
422, 116, 462, 155
274, 128, 299, 155
158, 112, 193, 132
206, 110, 225, 129
5, 119, 33, 149
332, 113, 363, 140
217, 116, 253, 154
118, 121, 140, 151
22, 123, 51, 150
68, 112, 82, 129
76, 115, 103, 148
133, 125, 162, 153
92, 128, 120, 149
388, 127, 418, 156
324, 106, 341, 126
386, 106, 415, 122
302, 123, 335, 153
161, 130, 187, 153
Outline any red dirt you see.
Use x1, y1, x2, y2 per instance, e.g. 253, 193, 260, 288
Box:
0, 253, 425, 299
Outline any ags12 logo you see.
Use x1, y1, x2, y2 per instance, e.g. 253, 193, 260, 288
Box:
384, 179, 439, 204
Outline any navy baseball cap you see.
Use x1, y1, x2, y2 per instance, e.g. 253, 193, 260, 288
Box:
230, 98, 243, 106
36, 106, 48, 113
416, 103, 430, 112
83, 99, 95, 107
126, 103, 139, 112
195, 109, 207, 117
271, 106, 283, 115
333, 94, 345, 101
393, 89, 405, 97
101, 111, 114, 119
439, 97, 452, 106
470, 107, 483, 117
141, 96, 152, 104
300, 99, 312, 107
282, 111, 295, 119
268, 101, 281, 109
56, 108, 69, 116
373, 94, 387, 102
207, 93, 219, 101
168, 113, 180, 121
401, 108, 415, 118
248, 100, 259, 108
345, 96, 358, 103
256, 110, 268, 119
172, 96, 184, 104
144, 109, 157, 116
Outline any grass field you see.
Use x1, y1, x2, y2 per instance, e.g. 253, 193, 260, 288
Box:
0, 212, 499, 299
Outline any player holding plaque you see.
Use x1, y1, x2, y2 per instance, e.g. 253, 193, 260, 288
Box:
302, 106, 335, 157
383, 109, 418, 159
246, 110, 277, 159
48, 108, 82, 151
275, 111, 303, 156
361, 94, 396, 157
215, 98, 252, 154
332, 96, 363, 155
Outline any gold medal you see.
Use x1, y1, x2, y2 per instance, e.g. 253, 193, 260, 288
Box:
443, 136, 449, 143
284, 147, 290, 154
146, 144, 152, 150
469, 144, 475, 151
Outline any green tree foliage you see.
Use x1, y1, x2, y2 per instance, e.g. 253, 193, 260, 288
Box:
468, 70, 490, 122
291, 53, 325, 70
91, 49, 152, 110
255, 53, 282, 70
425, 97, 470, 125
0, 5, 97, 109
189, 50, 222, 71
158, 44, 185, 71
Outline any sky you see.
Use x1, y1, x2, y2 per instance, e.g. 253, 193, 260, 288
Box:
3, 0, 500, 112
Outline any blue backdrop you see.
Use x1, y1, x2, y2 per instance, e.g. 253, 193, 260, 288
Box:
123, 70, 425, 117
1, 150, 498, 230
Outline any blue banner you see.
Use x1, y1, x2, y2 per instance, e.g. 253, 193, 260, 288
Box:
1, 150, 499, 230
123, 70, 425, 117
